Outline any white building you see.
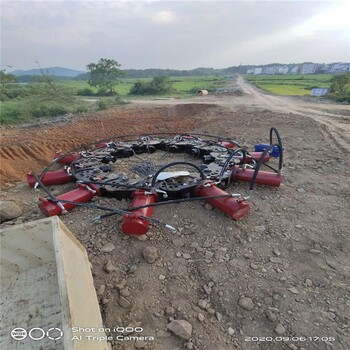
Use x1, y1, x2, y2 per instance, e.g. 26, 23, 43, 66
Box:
301, 63, 317, 74
290, 66, 299, 74
264, 66, 277, 75
311, 88, 329, 96
330, 63, 350, 73
277, 66, 289, 75
254, 67, 263, 75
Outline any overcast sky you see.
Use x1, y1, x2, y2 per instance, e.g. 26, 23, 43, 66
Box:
1, 0, 349, 71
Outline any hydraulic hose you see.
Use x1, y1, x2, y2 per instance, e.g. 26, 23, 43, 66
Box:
32, 173, 176, 231
269, 127, 283, 170
150, 161, 206, 188
218, 148, 248, 179
248, 143, 283, 193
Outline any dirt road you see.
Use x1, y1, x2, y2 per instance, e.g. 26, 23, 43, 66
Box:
233, 76, 350, 153
1, 78, 349, 350
131, 75, 350, 153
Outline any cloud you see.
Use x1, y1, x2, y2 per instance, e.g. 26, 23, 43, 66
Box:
1, 0, 348, 70
292, 1, 350, 37
152, 10, 176, 23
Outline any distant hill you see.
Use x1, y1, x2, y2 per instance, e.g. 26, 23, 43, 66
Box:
10, 67, 85, 77
9, 62, 349, 82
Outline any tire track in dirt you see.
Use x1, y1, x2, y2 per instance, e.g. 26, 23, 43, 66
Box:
0, 104, 216, 187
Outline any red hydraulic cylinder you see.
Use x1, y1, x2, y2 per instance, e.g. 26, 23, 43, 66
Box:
121, 190, 158, 235
38, 184, 100, 216
54, 152, 80, 165
231, 166, 282, 187
217, 141, 236, 149
236, 152, 270, 164
196, 182, 250, 220
247, 152, 270, 163
27, 169, 74, 188
95, 142, 109, 148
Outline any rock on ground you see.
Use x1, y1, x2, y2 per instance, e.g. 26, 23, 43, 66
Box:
104, 260, 117, 273
100, 242, 116, 252
167, 320, 193, 340
0, 201, 23, 223
274, 323, 286, 335
227, 327, 235, 336
197, 313, 205, 322
118, 296, 131, 308
142, 246, 159, 264
238, 297, 255, 311
134, 339, 147, 349
97, 284, 106, 296
265, 310, 277, 322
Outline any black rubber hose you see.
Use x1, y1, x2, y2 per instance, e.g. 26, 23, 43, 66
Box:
98, 193, 240, 220
249, 143, 282, 192
37, 184, 236, 216
32, 172, 125, 213
78, 180, 149, 191
150, 161, 206, 188
269, 127, 283, 170
32, 173, 58, 202
259, 162, 279, 173
129, 193, 237, 211
33, 170, 240, 225
34, 169, 228, 214
219, 148, 248, 178
38, 151, 81, 180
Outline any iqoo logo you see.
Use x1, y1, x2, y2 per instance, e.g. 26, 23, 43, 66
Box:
11, 327, 63, 341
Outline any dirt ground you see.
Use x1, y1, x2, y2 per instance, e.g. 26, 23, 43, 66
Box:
1, 77, 349, 350
0, 104, 215, 186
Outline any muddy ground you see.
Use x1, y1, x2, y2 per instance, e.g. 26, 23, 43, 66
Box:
1, 79, 349, 350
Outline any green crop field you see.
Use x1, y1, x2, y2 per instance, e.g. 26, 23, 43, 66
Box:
245, 74, 332, 96
58, 78, 142, 96
171, 76, 225, 95
59, 75, 226, 97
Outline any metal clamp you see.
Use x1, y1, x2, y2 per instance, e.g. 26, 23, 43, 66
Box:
57, 201, 67, 214
145, 189, 168, 198
76, 181, 97, 194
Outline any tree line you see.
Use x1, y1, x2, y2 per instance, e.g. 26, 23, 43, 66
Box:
81, 58, 175, 96
2, 58, 349, 101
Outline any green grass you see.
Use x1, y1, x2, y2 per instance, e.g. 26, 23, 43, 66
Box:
1, 75, 226, 124
0, 96, 91, 124
58, 79, 132, 96
246, 74, 332, 96
1, 82, 93, 124
257, 84, 312, 96
59, 75, 226, 97
171, 76, 225, 95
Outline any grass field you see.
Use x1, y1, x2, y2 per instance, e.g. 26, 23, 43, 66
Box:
245, 74, 332, 96
0, 90, 92, 124
59, 75, 226, 97
59, 79, 135, 96
1, 75, 226, 124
